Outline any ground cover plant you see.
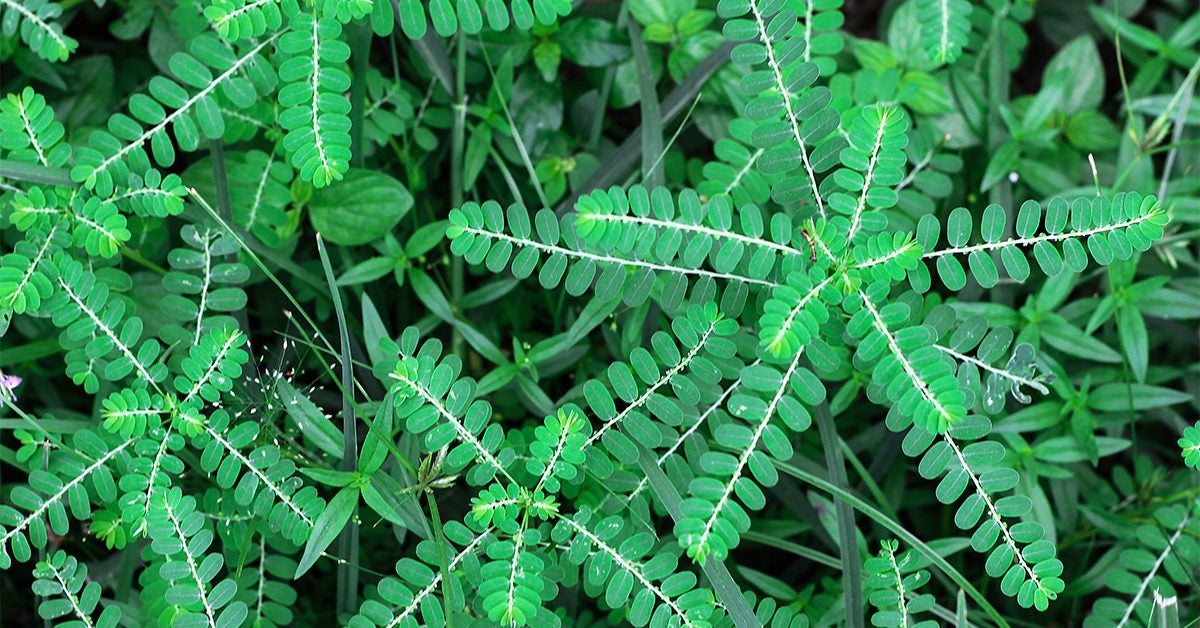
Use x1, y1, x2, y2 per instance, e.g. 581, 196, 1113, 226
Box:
0, 0, 1197, 625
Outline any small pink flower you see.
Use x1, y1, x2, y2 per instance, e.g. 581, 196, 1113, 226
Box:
0, 372, 21, 404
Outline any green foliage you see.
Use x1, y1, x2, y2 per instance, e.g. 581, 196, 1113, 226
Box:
70, 34, 274, 196
0, 0, 1197, 626
1085, 503, 1200, 628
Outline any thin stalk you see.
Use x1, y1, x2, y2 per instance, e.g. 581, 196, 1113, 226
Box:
450, 34, 468, 360
1155, 60, 1198, 201
119, 245, 168, 275
475, 44, 553, 212
486, 145, 526, 206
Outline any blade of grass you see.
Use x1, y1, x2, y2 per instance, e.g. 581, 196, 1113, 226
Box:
740, 530, 840, 569
627, 20, 662, 189
1156, 58, 1199, 202
842, 445, 895, 522
986, 3, 1015, 311
317, 234, 361, 616
624, 92, 703, 190
586, 0, 628, 151
0, 159, 74, 187
815, 402, 864, 628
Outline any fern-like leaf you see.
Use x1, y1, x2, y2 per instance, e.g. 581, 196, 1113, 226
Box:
697, 120, 774, 207
277, 11, 352, 187
191, 409, 324, 544
71, 34, 276, 196
908, 414, 1066, 611
554, 508, 716, 627
350, 521, 486, 627
919, 193, 1168, 291
46, 256, 168, 392
864, 540, 937, 628
1086, 504, 1199, 627
848, 284, 966, 434
204, 0, 293, 40
160, 225, 250, 347
0, 225, 66, 315
32, 550, 123, 626
0, 0, 78, 61
447, 197, 778, 309
0, 431, 132, 569
916, 0, 971, 65
224, 149, 293, 245
720, 0, 844, 214
582, 303, 739, 476
143, 487, 247, 626
379, 328, 515, 486
575, 187, 810, 280
0, 87, 72, 166
828, 104, 909, 241
676, 350, 825, 563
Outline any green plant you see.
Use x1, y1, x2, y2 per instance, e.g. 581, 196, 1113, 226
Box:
0, 0, 1197, 626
